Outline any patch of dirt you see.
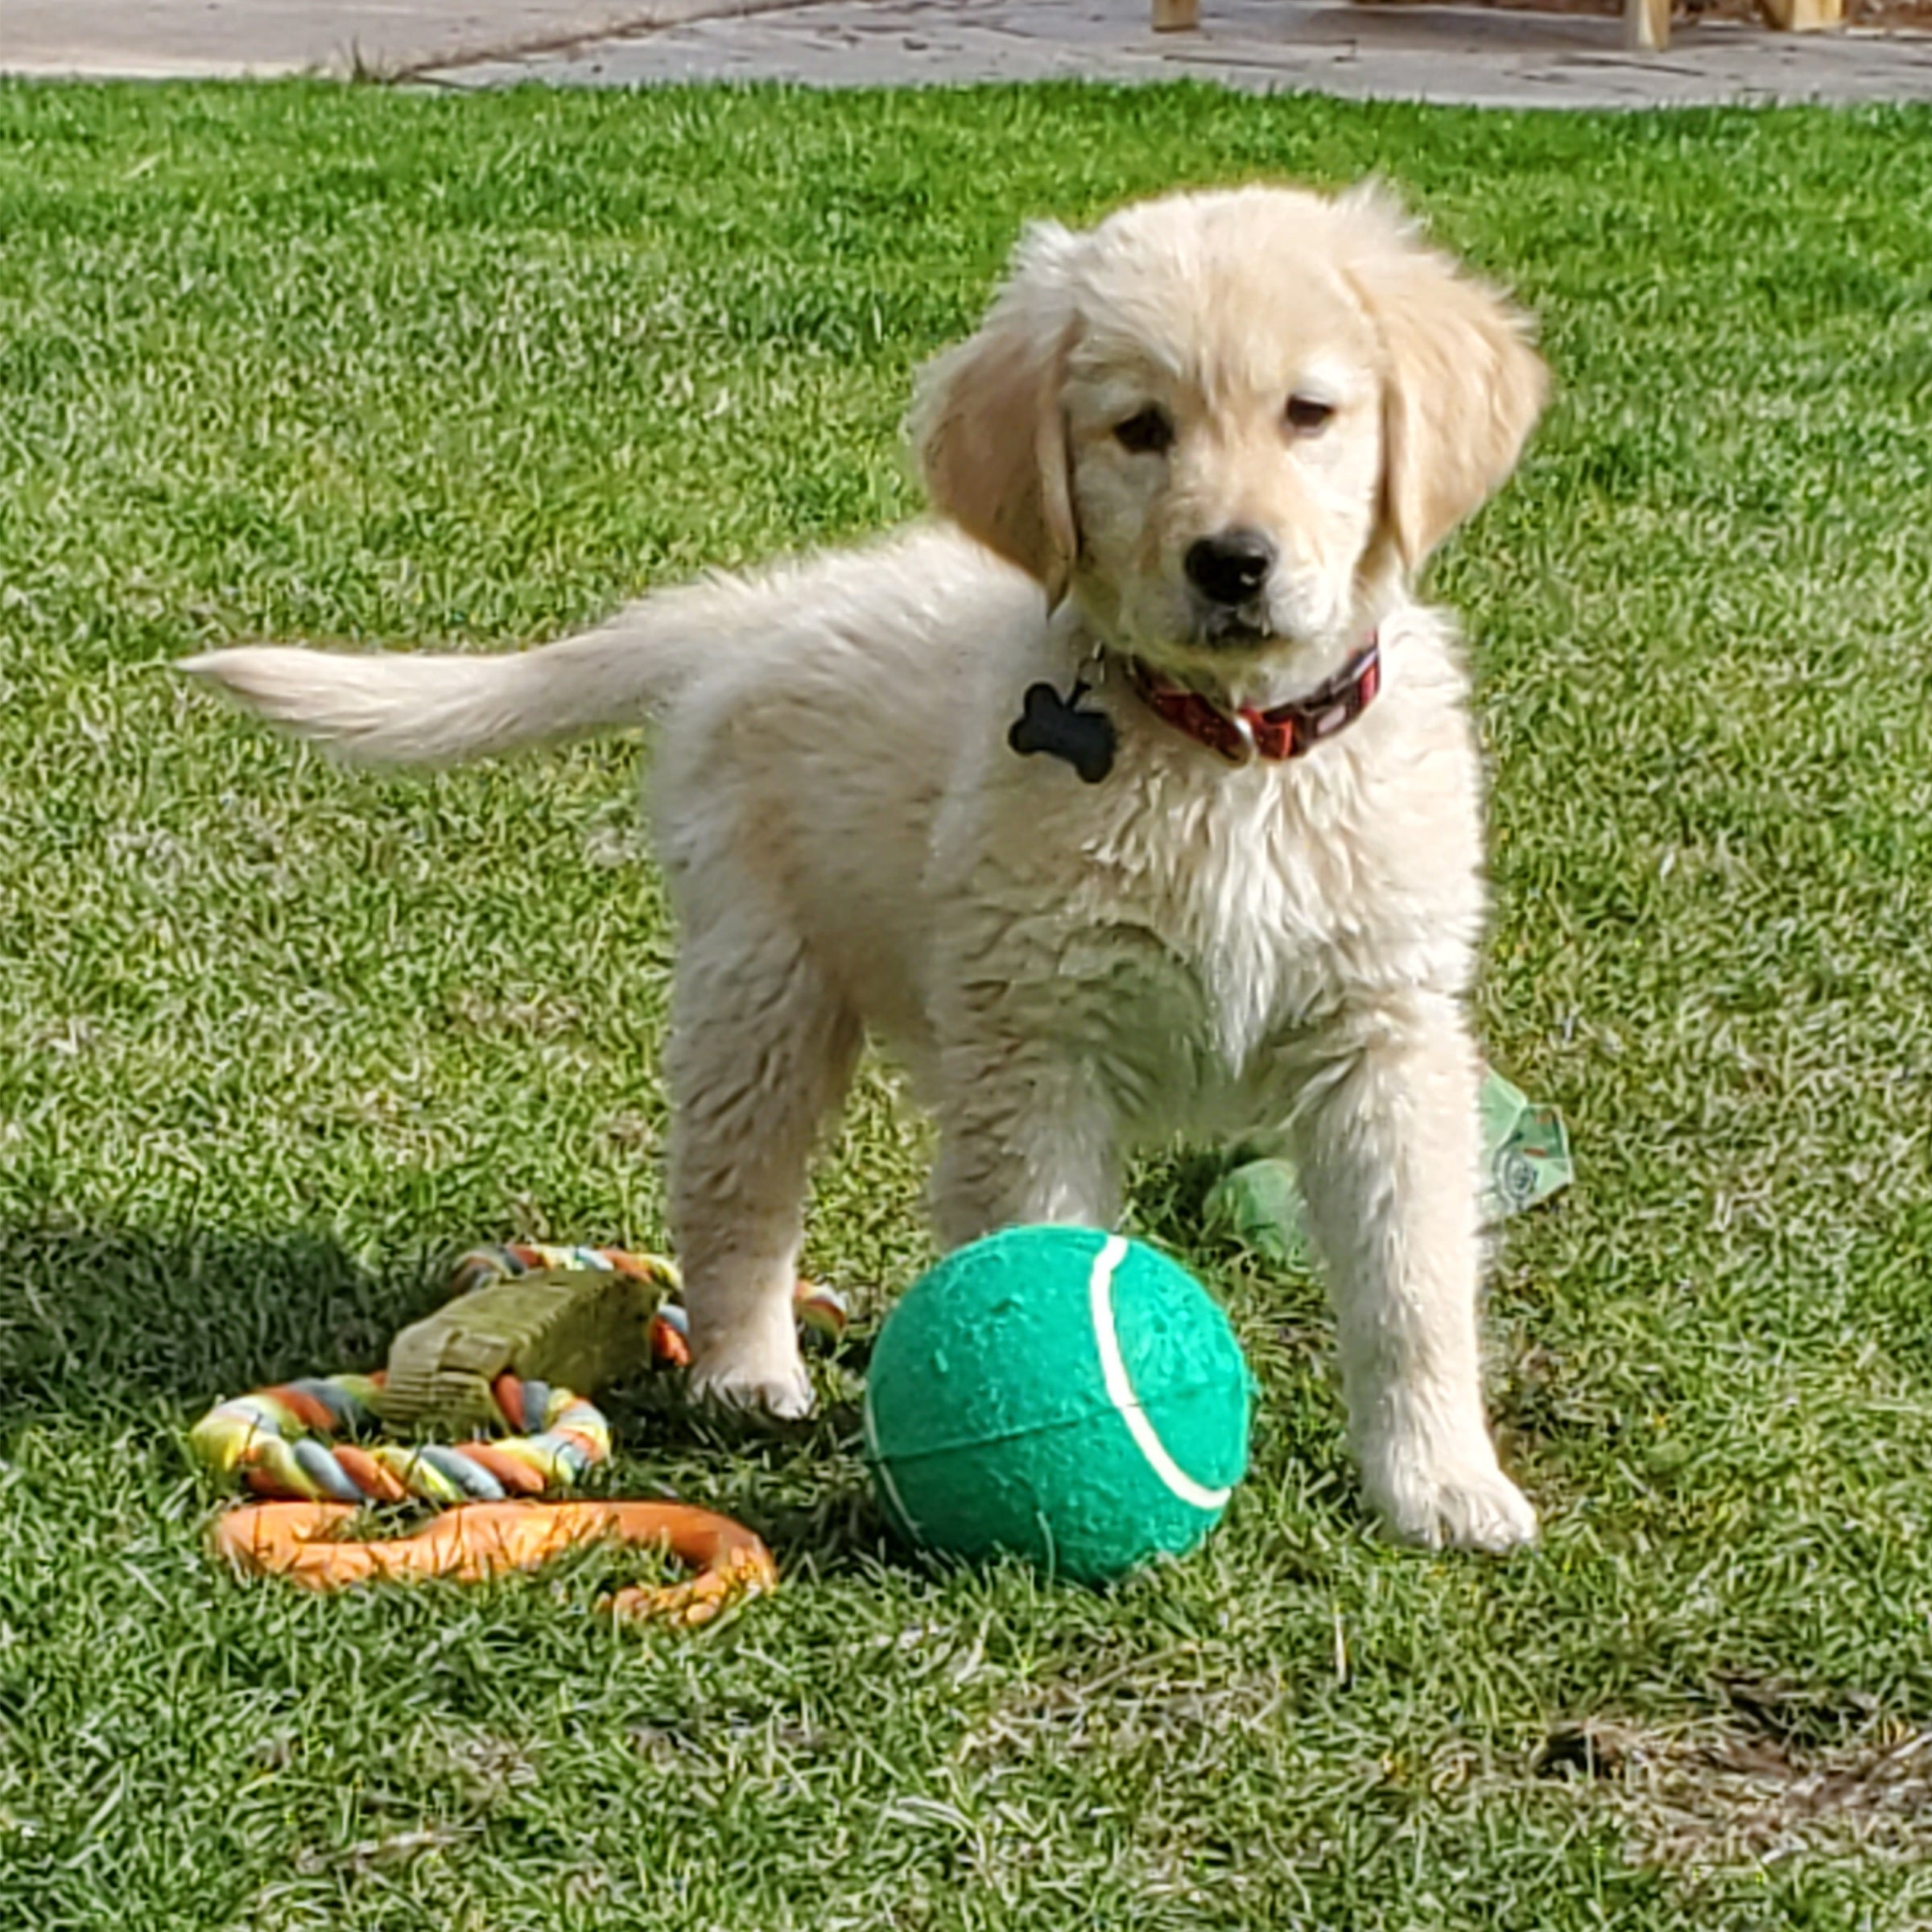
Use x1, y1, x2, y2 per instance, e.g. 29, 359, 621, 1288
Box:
445, 985, 583, 1038
956, 1650, 1290, 1769
1534, 1697, 1932, 1869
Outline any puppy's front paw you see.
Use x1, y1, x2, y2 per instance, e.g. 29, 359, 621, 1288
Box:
1364, 1437, 1538, 1554
688, 1341, 815, 1421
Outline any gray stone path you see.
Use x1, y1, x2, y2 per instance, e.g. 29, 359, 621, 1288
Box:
0, 0, 778, 81
4, 0, 1930, 106
427, 0, 1932, 105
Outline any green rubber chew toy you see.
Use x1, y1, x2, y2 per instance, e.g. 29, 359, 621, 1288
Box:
1203, 1067, 1574, 1270
862, 1227, 1251, 1585
380, 1245, 676, 1429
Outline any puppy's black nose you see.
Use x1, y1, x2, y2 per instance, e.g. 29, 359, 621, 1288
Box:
1184, 530, 1276, 607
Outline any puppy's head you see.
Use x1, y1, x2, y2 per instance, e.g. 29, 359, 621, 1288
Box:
913, 183, 1546, 696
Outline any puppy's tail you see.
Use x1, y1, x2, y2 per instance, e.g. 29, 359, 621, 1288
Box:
180, 586, 722, 767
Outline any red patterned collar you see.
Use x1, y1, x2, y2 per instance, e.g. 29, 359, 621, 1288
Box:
1124, 637, 1381, 766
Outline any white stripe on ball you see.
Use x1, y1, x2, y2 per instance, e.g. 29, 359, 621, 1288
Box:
863, 1385, 923, 1541
1088, 1233, 1232, 1513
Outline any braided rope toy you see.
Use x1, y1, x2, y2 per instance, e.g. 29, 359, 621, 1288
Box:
189, 1367, 612, 1507
191, 1245, 843, 1625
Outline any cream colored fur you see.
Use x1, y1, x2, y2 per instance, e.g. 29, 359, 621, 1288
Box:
184, 183, 1547, 1552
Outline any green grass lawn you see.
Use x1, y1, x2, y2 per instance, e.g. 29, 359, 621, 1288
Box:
2, 76, 1930, 1930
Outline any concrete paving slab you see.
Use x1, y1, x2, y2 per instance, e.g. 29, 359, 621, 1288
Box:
5, 0, 1929, 105
0, 0, 792, 80
426, 0, 1932, 108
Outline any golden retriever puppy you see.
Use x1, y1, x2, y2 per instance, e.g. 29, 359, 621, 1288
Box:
186, 183, 1546, 1551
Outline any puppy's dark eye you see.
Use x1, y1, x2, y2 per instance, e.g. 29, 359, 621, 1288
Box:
1285, 394, 1335, 436
1113, 407, 1174, 456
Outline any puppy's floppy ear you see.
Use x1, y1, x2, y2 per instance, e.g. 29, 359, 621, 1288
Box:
911, 221, 1082, 603
1339, 184, 1548, 575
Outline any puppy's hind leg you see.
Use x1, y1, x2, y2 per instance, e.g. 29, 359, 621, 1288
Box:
665, 905, 861, 1420
927, 1037, 1123, 1251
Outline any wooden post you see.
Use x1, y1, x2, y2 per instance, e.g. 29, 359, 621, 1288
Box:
1153, 0, 1200, 29
1625, 0, 1670, 50
1761, 0, 1844, 27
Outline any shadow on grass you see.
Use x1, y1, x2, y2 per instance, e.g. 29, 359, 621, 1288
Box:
0, 1224, 894, 1570
1133, 1146, 1244, 1251
603, 1374, 894, 1576
0, 1214, 1282, 1587
0, 1220, 430, 1416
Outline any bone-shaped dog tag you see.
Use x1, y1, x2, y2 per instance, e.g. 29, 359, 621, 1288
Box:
1007, 680, 1117, 784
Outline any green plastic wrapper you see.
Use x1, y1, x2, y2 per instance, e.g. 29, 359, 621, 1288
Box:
1203, 1069, 1573, 1271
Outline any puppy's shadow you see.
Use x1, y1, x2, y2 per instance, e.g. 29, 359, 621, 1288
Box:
0, 1221, 432, 1418
0, 1218, 881, 1422
0, 1223, 895, 1571
1134, 1146, 1249, 1256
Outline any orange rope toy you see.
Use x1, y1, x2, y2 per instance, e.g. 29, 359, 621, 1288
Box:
211, 1500, 778, 1628
188, 1245, 832, 1626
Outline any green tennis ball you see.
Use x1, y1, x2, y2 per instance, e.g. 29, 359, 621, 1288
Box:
862, 1226, 1251, 1584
